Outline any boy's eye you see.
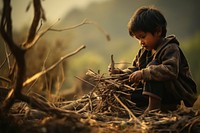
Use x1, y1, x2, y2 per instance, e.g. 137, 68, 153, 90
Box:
135, 35, 145, 40
140, 34, 146, 39
134, 32, 146, 40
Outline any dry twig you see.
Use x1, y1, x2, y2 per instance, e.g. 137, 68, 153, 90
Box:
50, 19, 110, 41
23, 45, 86, 86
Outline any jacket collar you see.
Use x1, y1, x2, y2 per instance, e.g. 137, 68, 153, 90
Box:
154, 35, 179, 57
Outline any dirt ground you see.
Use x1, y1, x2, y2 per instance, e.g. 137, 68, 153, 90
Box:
1, 99, 200, 133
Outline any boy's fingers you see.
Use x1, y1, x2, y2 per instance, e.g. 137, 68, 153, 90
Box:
129, 71, 141, 82
129, 73, 135, 82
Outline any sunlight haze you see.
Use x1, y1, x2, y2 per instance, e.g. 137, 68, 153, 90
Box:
0, 0, 108, 30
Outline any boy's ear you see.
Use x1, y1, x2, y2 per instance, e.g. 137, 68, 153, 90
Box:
156, 27, 162, 36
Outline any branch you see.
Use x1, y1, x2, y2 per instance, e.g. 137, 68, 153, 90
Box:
113, 94, 143, 126
0, 0, 22, 56
50, 19, 111, 41
22, 19, 59, 49
23, 18, 110, 50
110, 54, 115, 74
0, 43, 11, 70
23, 45, 86, 86
50, 19, 89, 31
24, 0, 43, 46
86, 19, 111, 41
0, 76, 11, 83
19, 93, 80, 118
75, 76, 96, 88
1, 0, 12, 38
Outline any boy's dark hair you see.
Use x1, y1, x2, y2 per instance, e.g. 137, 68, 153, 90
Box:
128, 6, 167, 37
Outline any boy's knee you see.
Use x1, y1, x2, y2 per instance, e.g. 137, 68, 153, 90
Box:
143, 81, 164, 100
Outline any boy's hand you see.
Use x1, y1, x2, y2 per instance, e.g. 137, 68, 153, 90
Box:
108, 64, 122, 74
129, 70, 143, 83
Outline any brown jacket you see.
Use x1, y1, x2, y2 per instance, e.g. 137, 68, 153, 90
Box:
126, 35, 197, 106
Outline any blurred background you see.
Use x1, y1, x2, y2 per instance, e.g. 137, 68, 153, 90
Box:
0, 0, 200, 98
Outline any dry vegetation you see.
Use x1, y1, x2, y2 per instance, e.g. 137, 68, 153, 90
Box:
1, 69, 200, 133
1, 0, 200, 133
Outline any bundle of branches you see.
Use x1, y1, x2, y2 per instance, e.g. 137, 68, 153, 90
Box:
56, 69, 200, 132
59, 69, 143, 118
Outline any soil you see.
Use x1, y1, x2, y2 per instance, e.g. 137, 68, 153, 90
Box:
1, 100, 200, 133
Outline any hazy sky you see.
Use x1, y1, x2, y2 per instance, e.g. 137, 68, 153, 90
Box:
0, 0, 108, 30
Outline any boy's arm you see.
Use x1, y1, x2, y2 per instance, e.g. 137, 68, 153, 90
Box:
122, 65, 138, 74
142, 44, 180, 81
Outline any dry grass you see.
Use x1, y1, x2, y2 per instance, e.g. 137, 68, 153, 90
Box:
1, 70, 200, 133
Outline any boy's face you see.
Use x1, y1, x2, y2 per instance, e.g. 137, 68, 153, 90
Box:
133, 31, 161, 51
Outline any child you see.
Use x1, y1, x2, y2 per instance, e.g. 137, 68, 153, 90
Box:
109, 6, 197, 112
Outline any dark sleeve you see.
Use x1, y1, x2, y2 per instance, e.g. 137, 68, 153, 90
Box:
142, 44, 180, 81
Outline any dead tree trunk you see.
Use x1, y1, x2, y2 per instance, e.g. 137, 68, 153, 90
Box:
0, 0, 109, 116
0, 0, 26, 112
0, 0, 56, 113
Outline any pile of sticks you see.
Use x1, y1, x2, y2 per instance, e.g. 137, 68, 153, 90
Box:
58, 69, 143, 117
2, 68, 200, 132
54, 69, 200, 132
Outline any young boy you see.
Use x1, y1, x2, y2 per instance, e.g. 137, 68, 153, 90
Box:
110, 6, 197, 112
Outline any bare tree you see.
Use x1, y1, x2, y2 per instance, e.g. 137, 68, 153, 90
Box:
0, 0, 109, 115
0, 0, 86, 114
